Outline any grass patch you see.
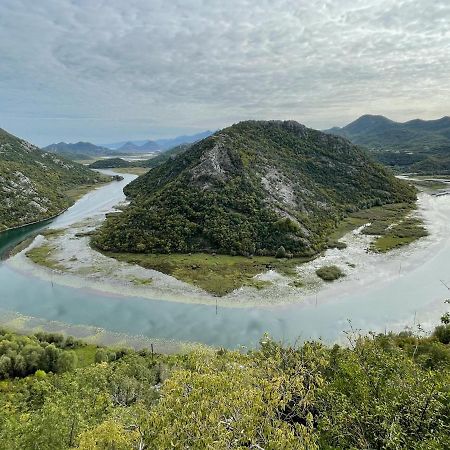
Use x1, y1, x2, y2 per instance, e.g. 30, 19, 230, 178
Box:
410, 179, 449, 191
371, 218, 428, 252
65, 178, 111, 201
130, 276, 153, 286
113, 167, 150, 176
333, 203, 427, 253
245, 279, 272, 290
26, 245, 66, 270
42, 228, 65, 238
316, 265, 345, 282
289, 279, 305, 288
96, 251, 312, 296
328, 216, 367, 244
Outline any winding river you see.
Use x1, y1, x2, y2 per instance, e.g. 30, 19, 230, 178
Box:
0, 171, 449, 349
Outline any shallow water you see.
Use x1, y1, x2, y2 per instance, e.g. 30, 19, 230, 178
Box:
0, 173, 449, 349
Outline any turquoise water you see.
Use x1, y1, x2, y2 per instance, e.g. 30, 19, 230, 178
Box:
0, 220, 53, 259
0, 173, 448, 348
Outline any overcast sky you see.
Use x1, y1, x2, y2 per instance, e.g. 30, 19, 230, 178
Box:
1, 0, 449, 146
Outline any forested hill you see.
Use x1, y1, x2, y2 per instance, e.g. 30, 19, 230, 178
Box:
325, 115, 450, 174
94, 120, 415, 256
0, 128, 106, 231
89, 157, 132, 169
326, 114, 450, 152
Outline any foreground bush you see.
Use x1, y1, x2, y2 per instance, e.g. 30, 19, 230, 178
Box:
0, 323, 448, 449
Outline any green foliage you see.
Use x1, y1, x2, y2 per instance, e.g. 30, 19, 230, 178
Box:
0, 128, 106, 231
317, 335, 449, 449
315, 265, 345, 281
433, 324, 450, 345
0, 325, 449, 449
94, 121, 415, 257
0, 330, 83, 379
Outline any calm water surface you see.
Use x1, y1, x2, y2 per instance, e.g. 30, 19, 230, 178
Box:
0, 172, 448, 348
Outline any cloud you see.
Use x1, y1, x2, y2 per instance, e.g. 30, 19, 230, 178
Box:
0, 0, 449, 145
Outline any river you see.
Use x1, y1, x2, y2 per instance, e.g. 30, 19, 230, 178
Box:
0, 171, 448, 349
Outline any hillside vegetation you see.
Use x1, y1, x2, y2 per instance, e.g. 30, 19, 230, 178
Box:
326, 115, 450, 174
94, 120, 415, 257
0, 316, 449, 449
88, 158, 133, 169
0, 128, 107, 231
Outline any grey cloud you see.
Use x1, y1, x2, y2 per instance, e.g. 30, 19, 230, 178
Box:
0, 0, 449, 145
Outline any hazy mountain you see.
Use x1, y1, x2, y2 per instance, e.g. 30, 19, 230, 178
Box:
116, 142, 146, 152
138, 140, 160, 151
155, 130, 214, 150
141, 143, 192, 169
43, 141, 113, 159
93, 120, 415, 256
325, 115, 450, 173
103, 140, 149, 150
0, 128, 106, 231
104, 130, 214, 152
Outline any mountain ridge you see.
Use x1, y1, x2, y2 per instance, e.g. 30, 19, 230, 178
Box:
94, 120, 415, 256
0, 128, 106, 231
325, 115, 450, 173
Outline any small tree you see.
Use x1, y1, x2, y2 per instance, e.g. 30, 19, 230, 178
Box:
275, 246, 287, 258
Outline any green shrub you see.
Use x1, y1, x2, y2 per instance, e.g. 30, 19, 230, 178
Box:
315, 265, 345, 281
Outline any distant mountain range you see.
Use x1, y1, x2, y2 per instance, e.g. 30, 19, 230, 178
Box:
42, 142, 115, 160
325, 115, 450, 174
44, 130, 214, 159
104, 130, 214, 152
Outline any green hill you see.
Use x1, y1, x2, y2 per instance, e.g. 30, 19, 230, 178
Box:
89, 157, 133, 169
0, 128, 107, 231
326, 115, 450, 174
93, 120, 415, 256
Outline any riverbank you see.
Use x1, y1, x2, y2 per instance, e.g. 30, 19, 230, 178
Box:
7, 190, 441, 308
1, 182, 448, 348
0, 308, 200, 354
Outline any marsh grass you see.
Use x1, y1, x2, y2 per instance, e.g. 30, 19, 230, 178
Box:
330, 203, 427, 253
65, 177, 111, 201
112, 167, 150, 176
26, 245, 66, 271
97, 251, 312, 296
129, 276, 153, 286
